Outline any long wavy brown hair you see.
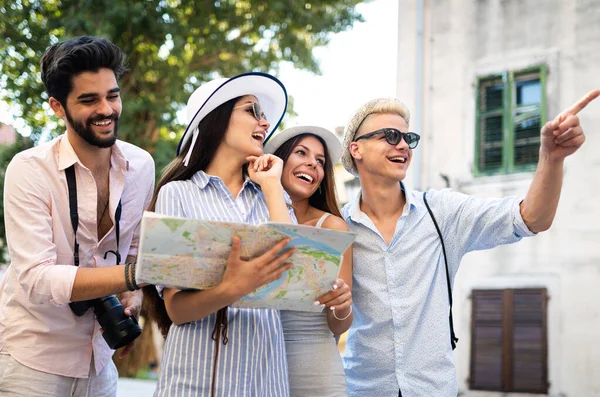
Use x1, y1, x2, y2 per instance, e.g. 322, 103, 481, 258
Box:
142, 97, 240, 337
273, 133, 342, 219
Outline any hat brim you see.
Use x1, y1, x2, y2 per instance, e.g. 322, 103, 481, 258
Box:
177, 72, 288, 155
263, 125, 342, 164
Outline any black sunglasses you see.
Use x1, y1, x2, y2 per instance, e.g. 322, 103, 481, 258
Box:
233, 102, 267, 121
354, 128, 420, 149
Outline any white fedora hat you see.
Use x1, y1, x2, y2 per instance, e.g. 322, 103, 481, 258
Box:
263, 125, 342, 164
177, 72, 288, 165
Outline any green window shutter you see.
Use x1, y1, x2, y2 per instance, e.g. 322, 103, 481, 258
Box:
475, 66, 546, 176
477, 78, 505, 173
511, 69, 545, 170
470, 290, 504, 391
511, 288, 548, 394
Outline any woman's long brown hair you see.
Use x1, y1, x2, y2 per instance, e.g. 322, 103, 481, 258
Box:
143, 97, 240, 338
273, 133, 342, 219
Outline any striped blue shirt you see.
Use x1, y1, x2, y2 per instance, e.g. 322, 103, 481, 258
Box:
341, 185, 535, 397
154, 170, 292, 397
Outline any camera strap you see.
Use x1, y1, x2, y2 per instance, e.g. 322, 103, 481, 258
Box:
423, 191, 459, 350
65, 165, 122, 267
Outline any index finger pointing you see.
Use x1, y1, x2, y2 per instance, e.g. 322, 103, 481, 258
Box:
563, 89, 600, 116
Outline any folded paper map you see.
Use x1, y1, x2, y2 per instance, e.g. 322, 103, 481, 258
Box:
136, 211, 355, 312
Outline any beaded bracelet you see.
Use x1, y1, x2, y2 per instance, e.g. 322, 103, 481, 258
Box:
332, 305, 353, 321
130, 262, 140, 290
124, 262, 135, 291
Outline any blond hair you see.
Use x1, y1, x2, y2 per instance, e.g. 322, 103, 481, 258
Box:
341, 98, 411, 175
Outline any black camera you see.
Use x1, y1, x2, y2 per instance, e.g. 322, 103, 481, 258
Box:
70, 296, 142, 350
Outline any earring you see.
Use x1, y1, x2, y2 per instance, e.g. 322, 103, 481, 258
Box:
318, 185, 322, 194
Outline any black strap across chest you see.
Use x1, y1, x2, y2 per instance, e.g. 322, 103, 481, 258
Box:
423, 191, 459, 350
65, 165, 122, 266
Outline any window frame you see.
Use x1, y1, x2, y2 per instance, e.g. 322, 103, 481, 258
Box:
474, 65, 547, 176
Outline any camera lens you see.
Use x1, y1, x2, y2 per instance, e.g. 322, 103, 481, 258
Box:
93, 296, 142, 350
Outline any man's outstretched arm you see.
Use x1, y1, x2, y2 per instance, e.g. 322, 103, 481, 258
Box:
521, 89, 600, 233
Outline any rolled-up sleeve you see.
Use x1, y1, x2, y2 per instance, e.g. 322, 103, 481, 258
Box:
510, 197, 536, 239
4, 155, 77, 306
430, 189, 535, 258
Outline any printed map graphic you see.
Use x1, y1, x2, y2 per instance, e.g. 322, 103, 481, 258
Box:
136, 212, 355, 312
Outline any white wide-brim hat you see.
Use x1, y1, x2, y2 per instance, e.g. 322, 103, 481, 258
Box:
177, 72, 288, 165
263, 125, 342, 164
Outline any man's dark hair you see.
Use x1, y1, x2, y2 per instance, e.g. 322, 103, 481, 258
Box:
40, 36, 128, 106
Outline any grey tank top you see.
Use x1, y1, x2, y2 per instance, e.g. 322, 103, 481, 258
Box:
281, 213, 334, 341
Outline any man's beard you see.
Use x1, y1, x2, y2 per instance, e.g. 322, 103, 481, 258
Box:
65, 108, 119, 148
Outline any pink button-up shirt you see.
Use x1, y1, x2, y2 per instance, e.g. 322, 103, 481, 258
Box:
0, 135, 154, 378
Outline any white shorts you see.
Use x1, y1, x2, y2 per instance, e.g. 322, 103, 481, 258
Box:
0, 353, 118, 397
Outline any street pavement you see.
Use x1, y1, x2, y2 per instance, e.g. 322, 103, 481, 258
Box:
117, 378, 157, 396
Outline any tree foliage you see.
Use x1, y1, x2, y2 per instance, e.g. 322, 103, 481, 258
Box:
0, 1, 369, 375
0, 0, 365, 170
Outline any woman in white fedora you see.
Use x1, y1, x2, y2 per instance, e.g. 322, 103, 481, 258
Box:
264, 126, 353, 396
145, 72, 296, 397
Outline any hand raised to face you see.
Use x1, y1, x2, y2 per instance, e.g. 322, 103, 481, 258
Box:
246, 154, 285, 187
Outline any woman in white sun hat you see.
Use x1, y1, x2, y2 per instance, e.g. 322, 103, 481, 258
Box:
144, 72, 296, 397
264, 126, 353, 397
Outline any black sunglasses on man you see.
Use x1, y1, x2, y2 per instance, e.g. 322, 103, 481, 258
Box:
354, 128, 420, 149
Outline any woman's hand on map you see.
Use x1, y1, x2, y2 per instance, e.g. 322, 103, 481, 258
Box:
221, 236, 295, 300
315, 278, 352, 318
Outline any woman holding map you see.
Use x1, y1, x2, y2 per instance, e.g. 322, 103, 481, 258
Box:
145, 72, 297, 397
264, 126, 353, 396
